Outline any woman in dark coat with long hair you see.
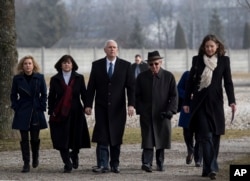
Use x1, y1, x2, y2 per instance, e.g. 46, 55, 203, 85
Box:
10, 55, 47, 173
183, 34, 236, 180
48, 55, 90, 173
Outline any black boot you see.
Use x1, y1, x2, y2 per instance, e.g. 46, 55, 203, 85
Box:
70, 150, 79, 169
20, 141, 30, 173
30, 139, 40, 168
60, 149, 72, 173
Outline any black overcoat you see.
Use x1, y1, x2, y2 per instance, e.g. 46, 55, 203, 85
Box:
48, 72, 90, 150
85, 57, 135, 146
184, 55, 236, 135
136, 68, 178, 149
11, 73, 47, 130
131, 62, 148, 78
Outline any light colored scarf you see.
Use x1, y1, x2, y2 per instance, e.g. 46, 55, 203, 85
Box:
198, 55, 217, 91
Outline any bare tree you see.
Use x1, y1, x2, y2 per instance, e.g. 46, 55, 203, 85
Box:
0, 0, 18, 138
238, 0, 250, 8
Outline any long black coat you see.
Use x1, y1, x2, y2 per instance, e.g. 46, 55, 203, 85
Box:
184, 55, 236, 135
48, 72, 90, 150
136, 68, 178, 149
11, 73, 47, 130
85, 57, 135, 146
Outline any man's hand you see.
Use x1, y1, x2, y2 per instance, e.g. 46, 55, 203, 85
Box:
85, 107, 92, 115
128, 106, 135, 117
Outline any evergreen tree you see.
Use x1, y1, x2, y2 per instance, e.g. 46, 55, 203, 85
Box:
129, 17, 144, 48
174, 21, 187, 49
243, 22, 250, 49
208, 9, 224, 42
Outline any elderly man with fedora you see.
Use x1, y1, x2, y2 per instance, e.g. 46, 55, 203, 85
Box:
135, 50, 178, 172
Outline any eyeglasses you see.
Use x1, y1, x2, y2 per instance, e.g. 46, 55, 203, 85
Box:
149, 62, 160, 66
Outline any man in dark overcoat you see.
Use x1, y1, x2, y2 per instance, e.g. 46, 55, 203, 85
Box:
131, 54, 148, 79
85, 40, 135, 173
136, 51, 178, 172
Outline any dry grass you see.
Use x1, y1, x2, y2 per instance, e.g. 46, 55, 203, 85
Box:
1, 127, 249, 152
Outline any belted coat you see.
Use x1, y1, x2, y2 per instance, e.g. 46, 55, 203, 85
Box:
10, 73, 48, 130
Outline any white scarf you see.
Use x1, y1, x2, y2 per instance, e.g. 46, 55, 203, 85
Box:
198, 55, 217, 91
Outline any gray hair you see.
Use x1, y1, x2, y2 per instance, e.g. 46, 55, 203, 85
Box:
104, 39, 118, 48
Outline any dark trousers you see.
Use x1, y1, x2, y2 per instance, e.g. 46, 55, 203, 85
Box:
142, 148, 164, 166
183, 128, 203, 163
96, 143, 121, 168
196, 108, 220, 174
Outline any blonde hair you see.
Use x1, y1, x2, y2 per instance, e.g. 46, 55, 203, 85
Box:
16, 55, 40, 74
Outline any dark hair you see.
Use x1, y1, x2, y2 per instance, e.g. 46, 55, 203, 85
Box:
198, 34, 226, 56
135, 54, 141, 58
54, 55, 78, 72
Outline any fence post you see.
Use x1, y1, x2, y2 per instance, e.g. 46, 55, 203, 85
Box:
93, 47, 97, 61
41, 47, 45, 74
141, 47, 145, 61
185, 48, 189, 71
248, 48, 250, 73
164, 48, 167, 70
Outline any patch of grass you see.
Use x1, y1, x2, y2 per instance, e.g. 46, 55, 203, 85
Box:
1, 128, 249, 152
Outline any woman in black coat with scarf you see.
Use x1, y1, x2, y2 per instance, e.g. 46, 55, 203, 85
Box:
183, 34, 236, 180
48, 55, 90, 173
10, 55, 47, 173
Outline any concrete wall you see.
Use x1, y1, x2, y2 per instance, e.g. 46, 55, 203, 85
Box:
17, 48, 250, 75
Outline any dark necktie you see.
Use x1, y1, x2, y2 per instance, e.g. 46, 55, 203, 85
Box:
108, 62, 113, 78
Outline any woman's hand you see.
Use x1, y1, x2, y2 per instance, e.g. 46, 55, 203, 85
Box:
183, 105, 190, 113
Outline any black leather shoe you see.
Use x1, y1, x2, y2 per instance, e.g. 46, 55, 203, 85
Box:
111, 166, 120, 173
186, 153, 193, 164
156, 165, 165, 171
141, 164, 152, 172
63, 164, 72, 173
21, 163, 30, 173
92, 166, 109, 173
195, 162, 201, 167
208, 172, 216, 180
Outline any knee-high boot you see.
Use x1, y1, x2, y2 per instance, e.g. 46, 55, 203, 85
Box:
20, 141, 30, 173
59, 149, 72, 173
70, 149, 79, 169
30, 139, 40, 168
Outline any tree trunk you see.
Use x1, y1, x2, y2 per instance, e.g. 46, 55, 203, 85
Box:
0, 0, 18, 139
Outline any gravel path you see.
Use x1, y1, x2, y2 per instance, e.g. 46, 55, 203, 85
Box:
0, 137, 249, 181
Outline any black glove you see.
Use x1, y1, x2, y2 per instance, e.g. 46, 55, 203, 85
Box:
160, 111, 173, 120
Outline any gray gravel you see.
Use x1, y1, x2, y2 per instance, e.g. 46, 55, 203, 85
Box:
0, 137, 249, 181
